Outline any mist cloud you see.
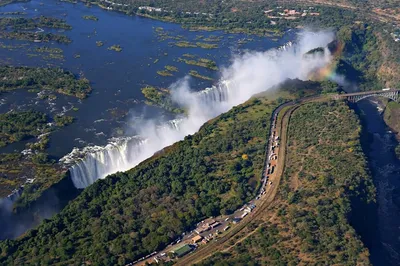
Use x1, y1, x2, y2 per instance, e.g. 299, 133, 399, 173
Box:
67, 30, 336, 189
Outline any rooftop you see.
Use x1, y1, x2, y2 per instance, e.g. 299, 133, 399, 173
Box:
172, 244, 192, 257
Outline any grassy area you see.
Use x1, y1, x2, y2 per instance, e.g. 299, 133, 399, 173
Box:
82, 15, 99, 21
178, 57, 218, 71
165, 65, 178, 72
173, 41, 218, 49
195, 42, 218, 49
156, 70, 173, 77
35, 47, 63, 54
108, 44, 122, 52
174, 41, 197, 48
189, 70, 213, 81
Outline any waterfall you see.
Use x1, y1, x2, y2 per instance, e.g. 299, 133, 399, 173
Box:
196, 80, 232, 104
62, 82, 232, 189
61, 137, 148, 188
62, 35, 334, 189
0, 190, 21, 239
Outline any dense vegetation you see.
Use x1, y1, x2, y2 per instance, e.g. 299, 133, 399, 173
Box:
108, 44, 123, 52
0, 152, 67, 209
0, 95, 280, 265
141, 86, 184, 113
0, 66, 91, 98
199, 101, 375, 265
178, 56, 218, 71
0, 16, 72, 30
85, 0, 366, 36
334, 24, 400, 90
0, 16, 72, 43
82, 15, 99, 21
0, 31, 71, 43
0, 110, 74, 201
0, 111, 49, 147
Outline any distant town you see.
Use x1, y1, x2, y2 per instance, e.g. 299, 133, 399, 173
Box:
264, 6, 320, 25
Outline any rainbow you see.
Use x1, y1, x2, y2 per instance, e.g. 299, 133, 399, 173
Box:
309, 41, 344, 81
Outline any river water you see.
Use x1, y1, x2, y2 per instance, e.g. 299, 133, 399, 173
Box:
353, 100, 400, 266
0, 0, 292, 158
0, 0, 295, 239
1, 0, 398, 264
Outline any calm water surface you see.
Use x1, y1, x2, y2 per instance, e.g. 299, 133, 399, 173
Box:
0, 0, 293, 158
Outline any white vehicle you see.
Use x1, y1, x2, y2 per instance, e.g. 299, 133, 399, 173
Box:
223, 226, 230, 231
225, 217, 229, 221
382, 88, 391, 91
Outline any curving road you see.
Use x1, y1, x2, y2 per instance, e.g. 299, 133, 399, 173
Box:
174, 95, 327, 265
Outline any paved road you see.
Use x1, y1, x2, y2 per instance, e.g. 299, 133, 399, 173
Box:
135, 96, 325, 266
174, 101, 300, 266
174, 96, 327, 265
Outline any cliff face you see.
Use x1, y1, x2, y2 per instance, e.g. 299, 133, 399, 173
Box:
383, 101, 400, 158
384, 101, 400, 137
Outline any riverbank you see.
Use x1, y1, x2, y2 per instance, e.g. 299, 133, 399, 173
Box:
383, 100, 400, 158
350, 99, 400, 266
0, 173, 80, 240
0, 0, 293, 241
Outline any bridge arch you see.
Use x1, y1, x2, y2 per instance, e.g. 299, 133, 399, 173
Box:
350, 92, 399, 103
333, 89, 399, 103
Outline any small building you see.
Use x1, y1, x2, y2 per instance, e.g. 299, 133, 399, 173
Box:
207, 219, 216, 225
232, 217, 242, 224
191, 235, 203, 244
172, 244, 192, 258
209, 221, 221, 229
195, 224, 210, 234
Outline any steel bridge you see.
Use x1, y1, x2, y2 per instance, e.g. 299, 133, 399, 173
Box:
333, 89, 400, 103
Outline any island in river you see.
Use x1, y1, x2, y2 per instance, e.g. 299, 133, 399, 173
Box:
0, 0, 295, 239
0, 0, 400, 265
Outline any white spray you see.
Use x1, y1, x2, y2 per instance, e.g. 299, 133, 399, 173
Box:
63, 30, 335, 188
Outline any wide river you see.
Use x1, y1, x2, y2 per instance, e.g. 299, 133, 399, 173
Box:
0, 0, 293, 158
0, 1, 399, 265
